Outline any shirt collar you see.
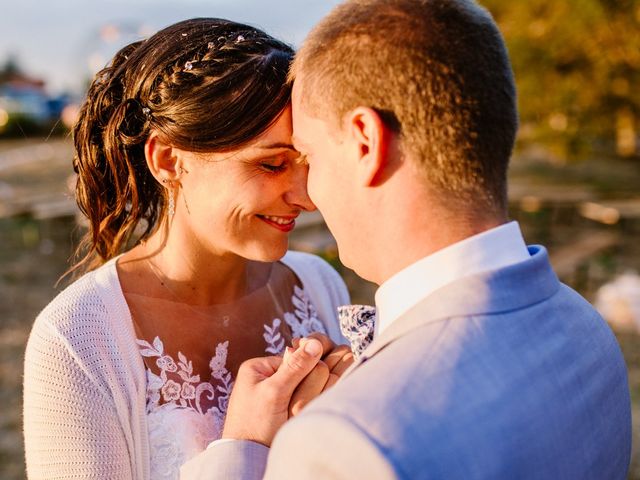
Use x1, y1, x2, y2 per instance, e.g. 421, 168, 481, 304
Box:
374, 221, 530, 337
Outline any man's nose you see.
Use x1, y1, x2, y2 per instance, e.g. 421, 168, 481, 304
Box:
285, 164, 317, 212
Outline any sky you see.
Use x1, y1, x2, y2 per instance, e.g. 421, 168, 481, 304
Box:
0, 0, 342, 95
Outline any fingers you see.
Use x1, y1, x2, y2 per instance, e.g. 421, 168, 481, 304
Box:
222, 355, 286, 445
322, 345, 353, 372
330, 351, 354, 378
237, 356, 282, 381
270, 338, 323, 397
289, 361, 330, 417
292, 333, 335, 356
286, 344, 354, 417
291, 337, 354, 378
324, 373, 340, 390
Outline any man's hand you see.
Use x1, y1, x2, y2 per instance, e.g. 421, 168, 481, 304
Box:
289, 334, 354, 416
221, 337, 324, 447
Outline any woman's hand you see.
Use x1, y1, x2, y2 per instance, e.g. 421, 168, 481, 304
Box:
289, 334, 354, 416
221, 337, 324, 447
220, 334, 354, 447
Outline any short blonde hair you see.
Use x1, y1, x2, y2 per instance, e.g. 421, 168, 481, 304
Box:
291, 0, 518, 211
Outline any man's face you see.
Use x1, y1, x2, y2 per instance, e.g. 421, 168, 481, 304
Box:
291, 81, 359, 268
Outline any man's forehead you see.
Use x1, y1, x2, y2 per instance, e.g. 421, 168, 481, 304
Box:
290, 86, 314, 149
291, 133, 309, 152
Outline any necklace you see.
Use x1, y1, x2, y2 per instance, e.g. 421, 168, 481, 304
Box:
143, 257, 236, 328
143, 256, 281, 323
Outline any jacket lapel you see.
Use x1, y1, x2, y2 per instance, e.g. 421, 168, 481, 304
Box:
341, 245, 560, 379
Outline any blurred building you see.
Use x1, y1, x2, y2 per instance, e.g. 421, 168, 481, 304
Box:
0, 60, 74, 133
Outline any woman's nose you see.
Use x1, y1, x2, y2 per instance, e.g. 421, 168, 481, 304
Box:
285, 163, 317, 212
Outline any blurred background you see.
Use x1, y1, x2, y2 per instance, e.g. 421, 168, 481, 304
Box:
0, 0, 639, 478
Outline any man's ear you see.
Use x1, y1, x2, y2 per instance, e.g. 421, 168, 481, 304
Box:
145, 132, 180, 183
346, 107, 394, 187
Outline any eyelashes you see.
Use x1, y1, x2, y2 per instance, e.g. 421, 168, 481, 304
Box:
255, 151, 307, 174
260, 162, 287, 173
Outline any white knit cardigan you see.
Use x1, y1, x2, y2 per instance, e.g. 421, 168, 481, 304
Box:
23, 251, 350, 479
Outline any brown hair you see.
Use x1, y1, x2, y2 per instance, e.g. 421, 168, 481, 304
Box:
291, 0, 518, 213
71, 18, 294, 276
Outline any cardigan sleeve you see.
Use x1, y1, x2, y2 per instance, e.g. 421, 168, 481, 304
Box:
179, 412, 397, 480
23, 316, 134, 479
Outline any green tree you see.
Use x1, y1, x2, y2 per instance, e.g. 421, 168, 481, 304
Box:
483, 0, 640, 160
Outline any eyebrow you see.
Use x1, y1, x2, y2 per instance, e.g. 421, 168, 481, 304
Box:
254, 142, 296, 151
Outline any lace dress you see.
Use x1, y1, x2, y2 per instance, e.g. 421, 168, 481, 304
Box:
126, 263, 326, 479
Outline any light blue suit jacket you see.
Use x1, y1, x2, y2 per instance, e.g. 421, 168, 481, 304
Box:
182, 246, 631, 479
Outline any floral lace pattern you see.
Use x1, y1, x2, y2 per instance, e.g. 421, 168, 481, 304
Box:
138, 286, 326, 480
284, 285, 325, 339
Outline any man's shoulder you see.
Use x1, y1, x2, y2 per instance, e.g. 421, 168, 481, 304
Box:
301, 291, 630, 478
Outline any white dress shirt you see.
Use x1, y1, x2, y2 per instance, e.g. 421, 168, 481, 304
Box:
374, 221, 530, 337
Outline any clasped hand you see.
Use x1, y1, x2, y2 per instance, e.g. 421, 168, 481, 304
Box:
221, 333, 354, 446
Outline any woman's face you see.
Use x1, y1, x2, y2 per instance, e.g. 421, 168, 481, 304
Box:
174, 106, 315, 262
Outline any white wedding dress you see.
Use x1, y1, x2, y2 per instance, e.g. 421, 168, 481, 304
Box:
132, 280, 326, 480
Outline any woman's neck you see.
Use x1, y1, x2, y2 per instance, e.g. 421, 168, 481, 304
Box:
122, 222, 261, 306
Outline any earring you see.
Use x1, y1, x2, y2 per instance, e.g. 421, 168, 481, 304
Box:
168, 190, 175, 217
163, 179, 175, 217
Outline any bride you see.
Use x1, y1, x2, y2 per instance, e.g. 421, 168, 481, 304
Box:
23, 18, 350, 479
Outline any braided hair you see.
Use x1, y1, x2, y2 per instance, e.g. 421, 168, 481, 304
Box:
70, 18, 294, 276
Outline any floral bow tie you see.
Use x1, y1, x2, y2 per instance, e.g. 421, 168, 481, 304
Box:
338, 305, 377, 360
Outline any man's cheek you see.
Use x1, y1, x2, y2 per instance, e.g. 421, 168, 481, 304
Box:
306, 170, 321, 206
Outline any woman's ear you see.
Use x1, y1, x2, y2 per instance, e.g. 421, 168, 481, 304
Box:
346, 107, 394, 187
145, 132, 179, 183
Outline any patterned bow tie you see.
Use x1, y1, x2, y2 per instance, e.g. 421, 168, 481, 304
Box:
338, 305, 377, 360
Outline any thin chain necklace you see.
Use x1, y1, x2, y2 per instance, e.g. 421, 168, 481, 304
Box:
143, 255, 278, 321
144, 256, 234, 327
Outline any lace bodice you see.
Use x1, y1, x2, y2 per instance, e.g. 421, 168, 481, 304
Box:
134, 282, 326, 479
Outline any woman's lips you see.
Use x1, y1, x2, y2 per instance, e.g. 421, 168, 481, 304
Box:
257, 214, 297, 233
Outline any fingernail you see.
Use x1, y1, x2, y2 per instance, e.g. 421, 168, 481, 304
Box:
303, 339, 322, 357
283, 346, 293, 361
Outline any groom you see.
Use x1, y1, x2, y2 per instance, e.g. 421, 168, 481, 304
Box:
183, 0, 631, 478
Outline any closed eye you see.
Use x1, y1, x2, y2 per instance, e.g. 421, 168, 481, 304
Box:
260, 161, 287, 173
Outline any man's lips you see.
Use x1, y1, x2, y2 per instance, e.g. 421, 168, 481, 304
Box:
256, 214, 298, 233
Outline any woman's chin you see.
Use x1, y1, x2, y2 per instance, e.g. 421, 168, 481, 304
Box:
246, 240, 290, 263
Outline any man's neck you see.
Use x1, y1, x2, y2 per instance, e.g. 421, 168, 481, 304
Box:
375, 218, 505, 285
373, 220, 529, 337
354, 176, 507, 285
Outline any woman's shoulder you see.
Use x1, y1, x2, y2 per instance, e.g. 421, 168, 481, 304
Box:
282, 251, 340, 283
281, 251, 350, 305
32, 259, 123, 341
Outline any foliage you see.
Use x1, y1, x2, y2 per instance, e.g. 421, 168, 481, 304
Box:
483, 0, 640, 160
